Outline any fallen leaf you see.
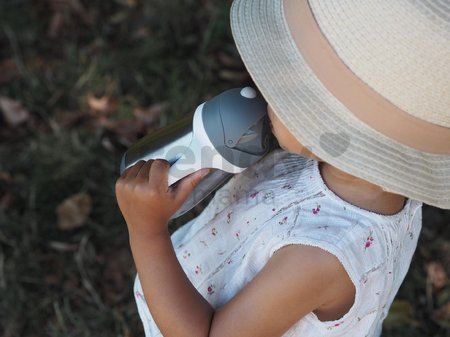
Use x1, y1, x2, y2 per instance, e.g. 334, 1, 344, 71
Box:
102, 119, 147, 141
133, 102, 166, 126
96, 102, 166, 141
131, 27, 150, 40
1, 192, 15, 210
48, 11, 65, 39
56, 192, 92, 230
0, 171, 13, 183
426, 261, 448, 291
54, 110, 85, 128
0, 97, 30, 127
47, 0, 90, 38
0, 59, 18, 84
87, 93, 117, 116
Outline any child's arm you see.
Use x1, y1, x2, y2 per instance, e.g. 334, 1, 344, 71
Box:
116, 160, 354, 337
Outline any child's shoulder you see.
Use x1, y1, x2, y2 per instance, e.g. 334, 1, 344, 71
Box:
265, 169, 423, 280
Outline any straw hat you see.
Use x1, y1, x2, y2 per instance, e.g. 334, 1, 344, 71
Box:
230, 0, 450, 209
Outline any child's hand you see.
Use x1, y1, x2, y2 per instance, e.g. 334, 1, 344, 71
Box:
115, 159, 210, 237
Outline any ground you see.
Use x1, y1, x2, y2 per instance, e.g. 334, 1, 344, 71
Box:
0, 1, 448, 336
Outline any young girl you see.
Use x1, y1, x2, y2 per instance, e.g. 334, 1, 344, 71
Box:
115, 0, 450, 336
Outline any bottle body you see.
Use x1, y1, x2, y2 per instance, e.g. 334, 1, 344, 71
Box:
120, 87, 270, 218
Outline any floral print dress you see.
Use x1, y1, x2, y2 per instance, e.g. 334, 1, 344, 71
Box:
134, 149, 423, 337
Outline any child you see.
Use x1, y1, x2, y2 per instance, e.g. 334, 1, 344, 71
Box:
115, 0, 450, 336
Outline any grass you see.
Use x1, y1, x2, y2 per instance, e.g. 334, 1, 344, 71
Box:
0, 1, 448, 336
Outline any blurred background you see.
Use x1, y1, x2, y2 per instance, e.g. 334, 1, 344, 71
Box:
0, 1, 448, 336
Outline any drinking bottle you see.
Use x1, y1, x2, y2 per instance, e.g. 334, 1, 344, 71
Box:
120, 87, 270, 218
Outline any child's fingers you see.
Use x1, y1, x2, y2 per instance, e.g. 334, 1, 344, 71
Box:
136, 160, 153, 182
121, 160, 146, 179
149, 159, 170, 189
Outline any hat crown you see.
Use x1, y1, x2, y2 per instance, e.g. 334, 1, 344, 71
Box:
230, 0, 450, 208
310, 0, 450, 127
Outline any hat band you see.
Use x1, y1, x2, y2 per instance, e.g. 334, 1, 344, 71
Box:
284, 0, 450, 155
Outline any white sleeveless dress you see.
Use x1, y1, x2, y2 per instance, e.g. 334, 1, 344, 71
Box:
134, 149, 423, 337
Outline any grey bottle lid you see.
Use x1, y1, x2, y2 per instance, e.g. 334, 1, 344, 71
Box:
202, 87, 269, 168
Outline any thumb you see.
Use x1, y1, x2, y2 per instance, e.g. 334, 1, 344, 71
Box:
172, 168, 211, 205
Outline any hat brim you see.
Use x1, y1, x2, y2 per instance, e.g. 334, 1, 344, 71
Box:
230, 0, 450, 209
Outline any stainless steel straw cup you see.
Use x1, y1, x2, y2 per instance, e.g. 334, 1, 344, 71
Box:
120, 87, 270, 218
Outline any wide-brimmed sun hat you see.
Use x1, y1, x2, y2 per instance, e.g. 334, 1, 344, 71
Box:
230, 0, 450, 209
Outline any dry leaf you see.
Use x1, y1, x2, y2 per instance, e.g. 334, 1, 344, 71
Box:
87, 93, 117, 116
56, 192, 92, 230
131, 27, 150, 40
0, 59, 18, 84
0, 171, 13, 183
426, 261, 448, 291
134, 102, 166, 125
48, 11, 65, 39
103, 119, 147, 141
54, 110, 84, 128
47, 0, 89, 38
1, 193, 15, 210
0, 97, 30, 127
101, 102, 167, 141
